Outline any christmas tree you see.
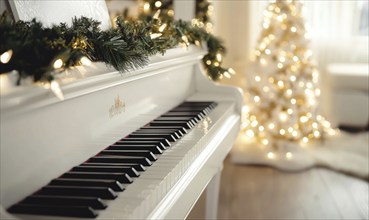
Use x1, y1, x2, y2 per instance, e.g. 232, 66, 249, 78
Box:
242, 0, 335, 151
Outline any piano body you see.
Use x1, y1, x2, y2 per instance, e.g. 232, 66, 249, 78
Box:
0, 46, 243, 219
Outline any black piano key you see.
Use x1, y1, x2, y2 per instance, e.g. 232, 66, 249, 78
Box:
61, 171, 133, 184
100, 150, 157, 161
141, 126, 188, 134
128, 133, 177, 142
8, 204, 98, 218
50, 178, 125, 192
21, 195, 107, 210
132, 131, 181, 139
83, 163, 146, 171
160, 112, 204, 120
135, 129, 184, 138
109, 145, 163, 154
72, 165, 140, 177
150, 121, 193, 129
37, 186, 117, 200
117, 139, 170, 147
89, 156, 152, 166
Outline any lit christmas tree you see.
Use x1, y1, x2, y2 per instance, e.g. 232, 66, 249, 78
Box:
242, 0, 336, 153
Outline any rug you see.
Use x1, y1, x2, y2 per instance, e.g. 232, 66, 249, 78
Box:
231, 131, 369, 180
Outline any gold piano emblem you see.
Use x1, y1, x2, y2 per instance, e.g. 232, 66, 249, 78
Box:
109, 95, 125, 118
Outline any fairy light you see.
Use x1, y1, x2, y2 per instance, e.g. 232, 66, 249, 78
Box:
262, 139, 269, 145
167, 9, 174, 17
53, 59, 63, 69
159, 23, 167, 32
260, 58, 267, 65
290, 75, 296, 81
216, 53, 222, 62
80, 57, 91, 66
154, 1, 162, 8
0, 49, 13, 64
255, 76, 261, 82
267, 152, 275, 159
206, 60, 211, 65
302, 137, 309, 143
277, 80, 284, 88
279, 111, 288, 121
259, 126, 265, 132
228, 68, 236, 75
280, 129, 286, 135
254, 96, 261, 103
251, 120, 258, 127
291, 98, 296, 104
224, 71, 231, 79
313, 130, 320, 137
153, 10, 161, 19
291, 26, 297, 32
300, 116, 308, 123
150, 33, 162, 39
143, 2, 150, 12
268, 123, 275, 130
265, 49, 271, 55
246, 130, 255, 138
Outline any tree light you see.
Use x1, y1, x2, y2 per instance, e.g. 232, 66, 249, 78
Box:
155, 1, 162, 8
254, 96, 261, 103
300, 116, 308, 123
0, 49, 13, 64
53, 59, 63, 69
246, 130, 255, 138
143, 2, 150, 12
262, 139, 269, 145
267, 152, 275, 159
268, 123, 275, 129
255, 76, 261, 82
80, 57, 91, 66
286, 152, 293, 159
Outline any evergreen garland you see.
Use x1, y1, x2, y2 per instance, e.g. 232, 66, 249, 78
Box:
0, 11, 234, 85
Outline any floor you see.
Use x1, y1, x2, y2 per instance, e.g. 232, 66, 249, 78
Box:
187, 156, 369, 220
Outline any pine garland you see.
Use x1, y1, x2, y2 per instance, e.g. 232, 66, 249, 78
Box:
0, 11, 233, 85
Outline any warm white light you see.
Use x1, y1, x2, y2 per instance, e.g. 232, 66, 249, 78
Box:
53, 59, 63, 69
312, 122, 318, 129
150, 33, 162, 39
306, 82, 313, 88
300, 116, 308, 123
262, 139, 269, 145
242, 105, 250, 114
251, 120, 259, 127
280, 129, 286, 135
255, 76, 261, 82
279, 111, 288, 121
293, 56, 299, 62
50, 81, 64, 100
159, 23, 167, 32
265, 49, 271, 55
277, 80, 284, 88
80, 57, 91, 66
224, 72, 231, 79
260, 58, 267, 65
155, 1, 162, 8
291, 98, 296, 104
216, 53, 222, 62
279, 56, 286, 62
288, 127, 294, 133
263, 86, 270, 92
268, 123, 275, 129
263, 22, 270, 29
292, 131, 298, 137
267, 152, 275, 159
315, 89, 321, 96
206, 60, 212, 65
254, 96, 261, 103
286, 152, 293, 159
0, 50, 13, 64
246, 130, 255, 138
228, 68, 236, 75
302, 137, 309, 143
291, 26, 297, 32
214, 62, 219, 67
277, 63, 284, 69
181, 35, 190, 46
143, 2, 150, 12
167, 9, 174, 16
314, 130, 320, 137
259, 126, 265, 132
153, 9, 161, 19
286, 89, 293, 96
290, 75, 296, 82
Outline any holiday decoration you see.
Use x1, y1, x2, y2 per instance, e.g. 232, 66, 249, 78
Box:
0, 7, 233, 88
138, 0, 232, 80
240, 0, 336, 153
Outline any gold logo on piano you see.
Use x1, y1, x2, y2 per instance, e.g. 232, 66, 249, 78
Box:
109, 95, 125, 118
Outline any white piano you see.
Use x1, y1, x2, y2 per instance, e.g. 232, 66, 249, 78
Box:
0, 44, 243, 219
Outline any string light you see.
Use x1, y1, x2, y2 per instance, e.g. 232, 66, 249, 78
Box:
300, 116, 308, 123
279, 111, 288, 121
262, 139, 269, 145
53, 59, 63, 69
254, 96, 261, 103
150, 33, 162, 39
143, 2, 150, 13
159, 23, 167, 32
0, 49, 13, 64
286, 152, 292, 159
255, 76, 261, 82
246, 130, 255, 138
267, 152, 275, 159
80, 57, 91, 66
154, 1, 162, 8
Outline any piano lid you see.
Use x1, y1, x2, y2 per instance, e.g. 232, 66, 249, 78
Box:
0, 46, 206, 117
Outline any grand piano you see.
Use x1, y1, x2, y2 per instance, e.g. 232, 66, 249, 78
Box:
0, 43, 243, 219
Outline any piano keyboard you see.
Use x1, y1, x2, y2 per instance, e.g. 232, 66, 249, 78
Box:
7, 101, 218, 218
